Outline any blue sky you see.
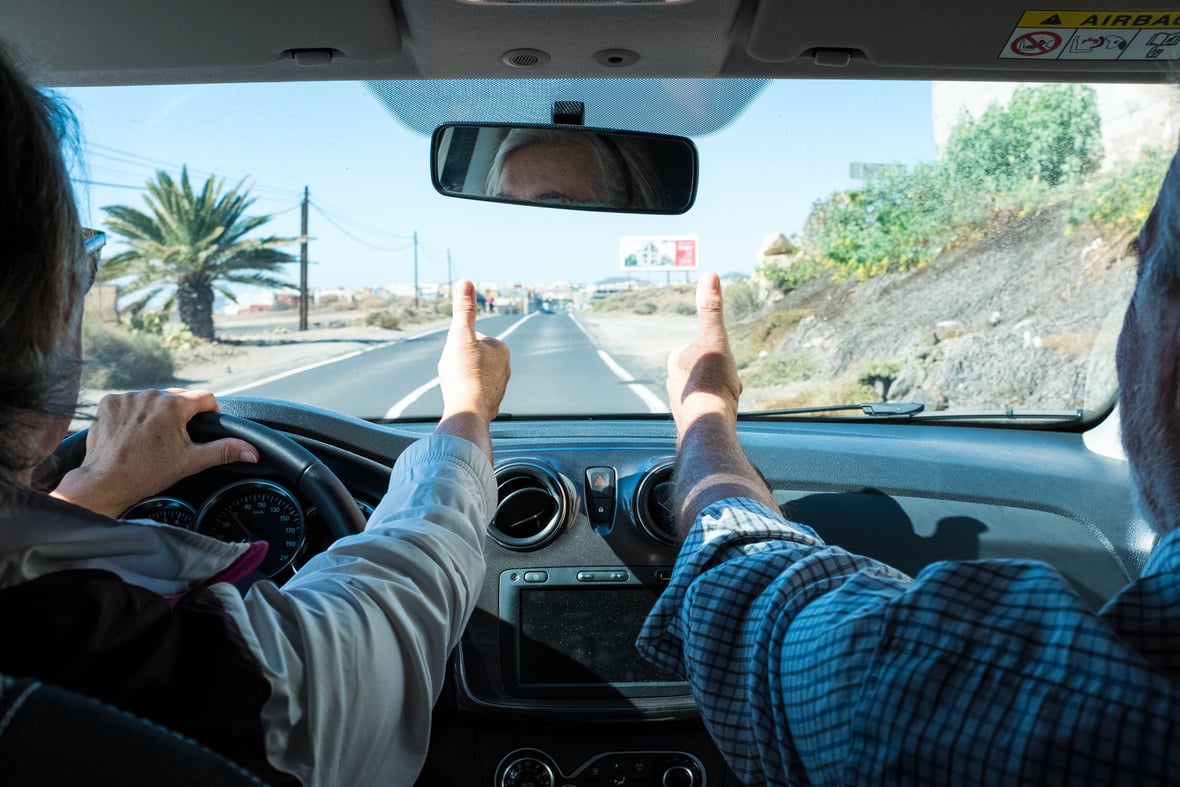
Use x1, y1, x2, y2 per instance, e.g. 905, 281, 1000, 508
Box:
61, 79, 936, 292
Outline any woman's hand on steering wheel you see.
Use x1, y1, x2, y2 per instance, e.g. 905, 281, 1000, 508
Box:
51, 389, 259, 518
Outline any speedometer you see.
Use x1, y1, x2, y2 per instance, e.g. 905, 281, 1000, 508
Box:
121, 496, 197, 529
196, 480, 306, 577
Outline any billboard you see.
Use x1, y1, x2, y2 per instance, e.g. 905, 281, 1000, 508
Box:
620, 235, 698, 271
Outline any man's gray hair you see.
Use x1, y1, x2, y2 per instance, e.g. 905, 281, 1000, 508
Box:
1137, 143, 1180, 296
486, 127, 661, 209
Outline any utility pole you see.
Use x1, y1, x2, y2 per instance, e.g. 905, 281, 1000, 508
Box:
413, 230, 419, 308
447, 248, 453, 293
299, 186, 309, 332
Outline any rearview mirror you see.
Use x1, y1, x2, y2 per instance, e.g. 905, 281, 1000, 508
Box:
432, 124, 697, 214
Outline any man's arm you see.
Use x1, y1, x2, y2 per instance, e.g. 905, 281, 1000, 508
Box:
665, 272, 776, 531
643, 274, 1172, 787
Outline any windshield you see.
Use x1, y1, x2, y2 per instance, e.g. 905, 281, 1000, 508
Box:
66, 78, 1163, 423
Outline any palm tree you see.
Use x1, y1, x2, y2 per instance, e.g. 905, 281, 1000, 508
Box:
102, 167, 296, 340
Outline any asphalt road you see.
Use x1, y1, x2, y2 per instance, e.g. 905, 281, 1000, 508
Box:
230, 312, 668, 420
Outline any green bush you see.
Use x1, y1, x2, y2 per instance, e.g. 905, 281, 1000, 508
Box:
758, 254, 827, 292
803, 162, 979, 279
857, 360, 904, 399
83, 324, 174, 388
1066, 149, 1169, 233
741, 350, 822, 388
771, 83, 1103, 286
160, 323, 201, 352
270, 300, 292, 311
127, 310, 168, 335
722, 279, 762, 321
944, 84, 1101, 189
633, 302, 657, 315
365, 309, 403, 330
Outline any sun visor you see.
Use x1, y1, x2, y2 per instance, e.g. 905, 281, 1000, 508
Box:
746, 0, 1180, 76
1, 0, 400, 84
363, 78, 770, 137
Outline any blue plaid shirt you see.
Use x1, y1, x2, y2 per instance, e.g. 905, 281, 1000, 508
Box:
637, 498, 1180, 786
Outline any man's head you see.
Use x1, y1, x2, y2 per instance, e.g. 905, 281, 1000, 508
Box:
486, 128, 659, 209
0, 45, 87, 476
1117, 143, 1180, 534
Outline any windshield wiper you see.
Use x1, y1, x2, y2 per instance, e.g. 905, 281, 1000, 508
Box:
739, 401, 926, 418
907, 408, 1084, 422
739, 402, 1086, 423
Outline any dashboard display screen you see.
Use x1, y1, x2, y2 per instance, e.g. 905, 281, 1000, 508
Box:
518, 587, 684, 687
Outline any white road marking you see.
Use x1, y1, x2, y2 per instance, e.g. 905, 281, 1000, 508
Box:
595, 350, 669, 413
219, 342, 396, 396
383, 313, 535, 419
569, 312, 668, 414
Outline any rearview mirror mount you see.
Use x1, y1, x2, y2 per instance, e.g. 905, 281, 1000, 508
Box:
432, 124, 698, 214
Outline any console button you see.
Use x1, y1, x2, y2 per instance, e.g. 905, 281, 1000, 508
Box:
585, 467, 617, 525
585, 466, 616, 498
588, 498, 613, 524
661, 765, 695, 787
522, 571, 549, 583
575, 570, 629, 582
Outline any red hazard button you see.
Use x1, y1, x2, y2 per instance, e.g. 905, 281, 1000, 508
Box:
586, 467, 615, 495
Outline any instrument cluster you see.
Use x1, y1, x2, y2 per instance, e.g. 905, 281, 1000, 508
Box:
122, 479, 374, 578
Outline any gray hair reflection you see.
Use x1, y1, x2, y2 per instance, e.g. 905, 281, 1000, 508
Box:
486, 128, 661, 209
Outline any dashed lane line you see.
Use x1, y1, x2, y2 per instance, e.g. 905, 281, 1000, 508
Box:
569, 313, 668, 414
382, 313, 536, 420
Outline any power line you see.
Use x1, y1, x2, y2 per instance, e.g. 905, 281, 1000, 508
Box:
75, 178, 148, 191
81, 141, 302, 202
76, 177, 301, 221
309, 199, 412, 242
309, 204, 413, 252
417, 241, 449, 266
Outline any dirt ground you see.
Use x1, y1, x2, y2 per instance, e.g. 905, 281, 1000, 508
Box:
74, 310, 449, 422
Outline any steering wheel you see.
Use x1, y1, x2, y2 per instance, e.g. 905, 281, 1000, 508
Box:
36, 411, 367, 542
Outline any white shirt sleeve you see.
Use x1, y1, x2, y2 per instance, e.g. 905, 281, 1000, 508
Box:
211, 434, 496, 786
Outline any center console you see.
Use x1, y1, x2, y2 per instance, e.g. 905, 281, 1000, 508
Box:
423, 452, 734, 787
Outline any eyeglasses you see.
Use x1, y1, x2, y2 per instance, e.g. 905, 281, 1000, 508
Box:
82, 228, 106, 293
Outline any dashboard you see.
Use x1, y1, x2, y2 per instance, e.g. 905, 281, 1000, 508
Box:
126, 397, 1139, 787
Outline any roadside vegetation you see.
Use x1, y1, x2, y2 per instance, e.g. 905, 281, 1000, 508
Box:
82, 324, 175, 389
81, 293, 454, 389
742, 84, 1166, 411
590, 84, 1163, 412
759, 84, 1165, 291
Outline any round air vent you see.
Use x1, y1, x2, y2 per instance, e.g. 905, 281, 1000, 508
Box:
634, 460, 677, 544
502, 49, 551, 69
490, 462, 570, 550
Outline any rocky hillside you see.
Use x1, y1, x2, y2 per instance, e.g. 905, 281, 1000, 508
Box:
733, 206, 1137, 414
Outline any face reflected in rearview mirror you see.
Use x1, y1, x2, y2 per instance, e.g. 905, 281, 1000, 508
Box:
432, 124, 698, 214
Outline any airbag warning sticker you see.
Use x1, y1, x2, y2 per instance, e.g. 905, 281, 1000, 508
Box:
1002, 10, 1180, 59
